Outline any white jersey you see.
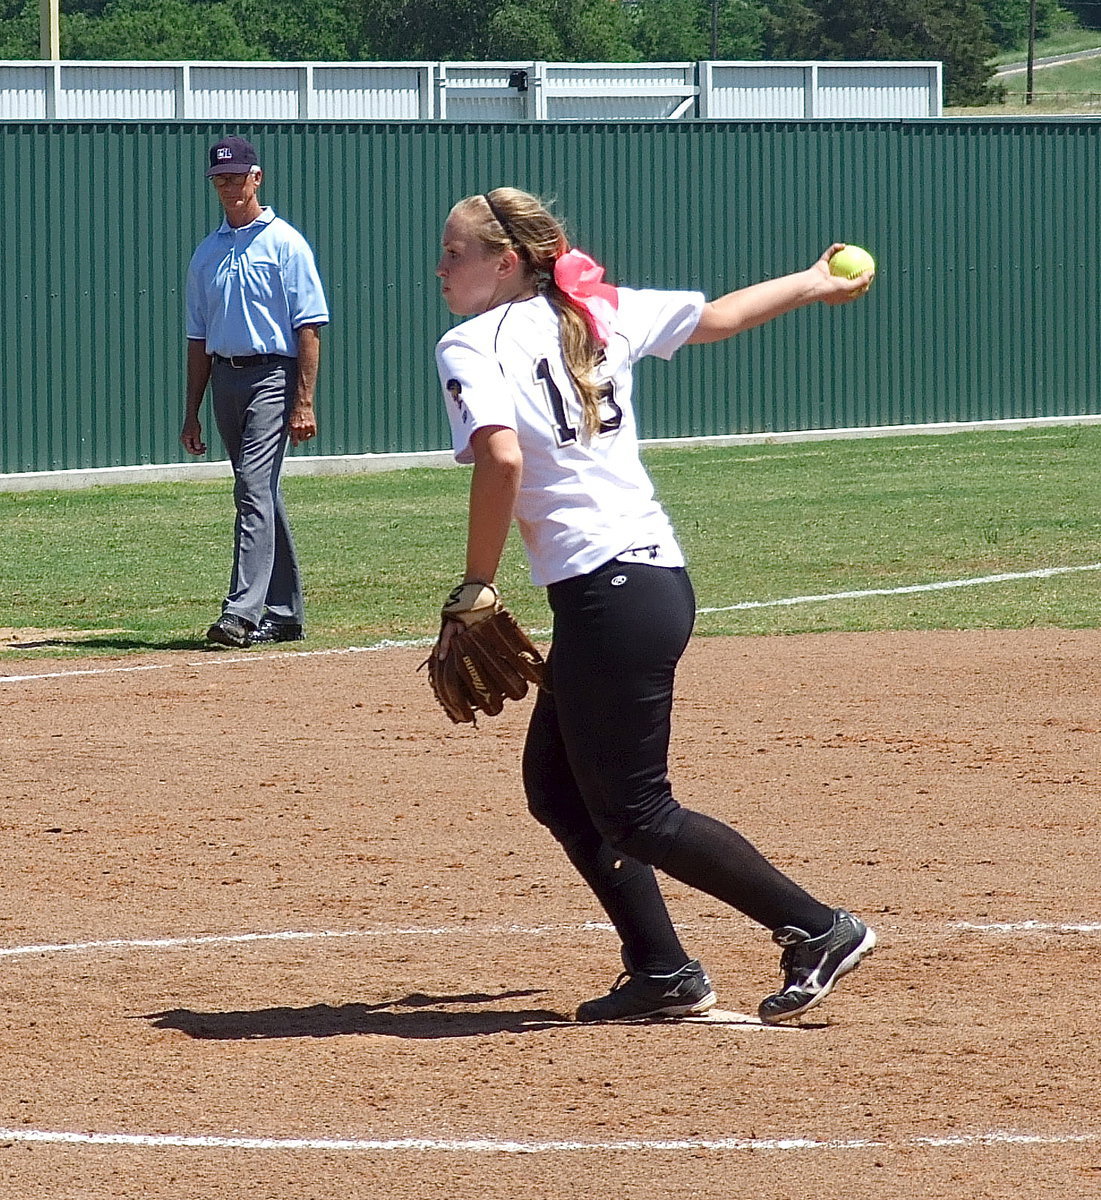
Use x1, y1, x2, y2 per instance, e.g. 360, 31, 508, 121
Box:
435, 287, 705, 587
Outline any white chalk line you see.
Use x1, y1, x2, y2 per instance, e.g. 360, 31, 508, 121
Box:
4, 562, 1101, 684
2, 917, 1098, 961
954, 920, 1101, 934
696, 561, 1101, 614
0, 1125, 1095, 1155
0, 922, 616, 960
1, 923, 1096, 1162
0, 638, 435, 684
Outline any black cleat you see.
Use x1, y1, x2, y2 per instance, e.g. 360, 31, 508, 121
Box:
758, 908, 876, 1024
576, 957, 717, 1023
251, 619, 304, 644
205, 614, 254, 648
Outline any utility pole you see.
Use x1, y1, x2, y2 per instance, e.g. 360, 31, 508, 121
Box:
1025, 0, 1037, 105
40, 0, 60, 59
710, 0, 718, 59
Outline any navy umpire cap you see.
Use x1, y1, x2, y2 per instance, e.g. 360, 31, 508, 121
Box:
206, 136, 259, 176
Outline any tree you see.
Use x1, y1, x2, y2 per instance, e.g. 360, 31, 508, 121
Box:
228, 0, 355, 60
482, 0, 637, 60
810, 0, 1000, 106
567, 0, 644, 58
0, 1, 38, 57
978, 0, 1067, 50
629, 0, 766, 60
758, 0, 821, 57
1059, 0, 1101, 31
63, 0, 255, 59
928, 0, 1001, 103
350, 0, 497, 60
715, 0, 768, 58
0, 0, 364, 61
630, 0, 704, 58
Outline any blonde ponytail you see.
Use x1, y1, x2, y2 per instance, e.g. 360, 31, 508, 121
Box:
544, 289, 605, 438
453, 188, 607, 438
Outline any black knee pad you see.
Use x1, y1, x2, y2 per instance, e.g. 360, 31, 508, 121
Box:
600, 806, 686, 869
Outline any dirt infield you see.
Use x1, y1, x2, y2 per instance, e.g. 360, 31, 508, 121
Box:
0, 629, 1098, 1199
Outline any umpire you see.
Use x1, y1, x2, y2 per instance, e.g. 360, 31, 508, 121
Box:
181, 136, 329, 648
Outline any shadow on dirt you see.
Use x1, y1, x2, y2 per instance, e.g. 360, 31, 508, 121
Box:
142, 989, 571, 1040
2, 635, 204, 652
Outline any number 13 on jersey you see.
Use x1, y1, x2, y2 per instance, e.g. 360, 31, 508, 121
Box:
534, 357, 622, 446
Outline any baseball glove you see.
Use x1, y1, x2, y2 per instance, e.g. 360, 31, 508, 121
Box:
423, 581, 546, 725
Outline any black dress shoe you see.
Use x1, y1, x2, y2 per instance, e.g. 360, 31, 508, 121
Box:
205, 613, 254, 648
252, 619, 304, 644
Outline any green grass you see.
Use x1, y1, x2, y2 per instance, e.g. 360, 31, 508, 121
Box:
991, 29, 1101, 67
3, 426, 1101, 658
947, 25, 1101, 114
999, 53, 1101, 102
950, 60, 1101, 115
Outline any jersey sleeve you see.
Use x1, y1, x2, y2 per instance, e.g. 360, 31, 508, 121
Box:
612, 287, 706, 362
184, 249, 207, 341
280, 231, 330, 328
435, 334, 518, 464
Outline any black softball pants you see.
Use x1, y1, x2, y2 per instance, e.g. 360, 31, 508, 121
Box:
523, 559, 833, 974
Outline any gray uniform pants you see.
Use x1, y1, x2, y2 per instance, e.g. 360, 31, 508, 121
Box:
211, 357, 304, 628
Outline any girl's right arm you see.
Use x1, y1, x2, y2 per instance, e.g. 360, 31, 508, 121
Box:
463, 424, 523, 585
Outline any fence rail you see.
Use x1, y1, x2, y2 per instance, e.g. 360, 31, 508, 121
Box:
0, 59, 942, 121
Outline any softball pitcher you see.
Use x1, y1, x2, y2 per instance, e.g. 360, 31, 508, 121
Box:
434, 187, 876, 1023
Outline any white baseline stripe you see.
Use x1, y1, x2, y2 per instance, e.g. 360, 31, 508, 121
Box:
0, 662, 180, 683
0, 639, 436, 684
0, 922, 616, 960
696, 562, 1101, 614
4, 917, 1099, 960
0, 1126, 1094, 1155
4, 562, 1100, 685
954, 920, 1101, 934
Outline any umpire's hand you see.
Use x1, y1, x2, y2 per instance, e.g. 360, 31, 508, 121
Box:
180, 417, 207, 456
289, 401, 317, 446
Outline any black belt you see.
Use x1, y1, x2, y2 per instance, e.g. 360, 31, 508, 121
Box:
213, 353, 287, 368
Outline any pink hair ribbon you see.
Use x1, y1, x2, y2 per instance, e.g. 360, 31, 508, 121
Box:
553, 248, 619, 343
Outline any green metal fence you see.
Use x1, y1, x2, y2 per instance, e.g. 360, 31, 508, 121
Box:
1, 119, 1098, 475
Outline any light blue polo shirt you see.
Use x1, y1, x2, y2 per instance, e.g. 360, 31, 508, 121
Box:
186, 207, 329, 358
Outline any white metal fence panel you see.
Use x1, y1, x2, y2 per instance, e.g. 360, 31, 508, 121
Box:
815, 64, 941, 117
547, 63, 692, 89
699, 60, 942, 118
441, 92, 528, 120
187, 65, 300, 119
548, 94, 686, 118
311, 65, 429, 119
0, 64, 46, 118
701, 64, 808, 118
546, 63, 695, 119
59, 64, 178, 118
436, 63, 530, 120
446, 94, 527, 120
